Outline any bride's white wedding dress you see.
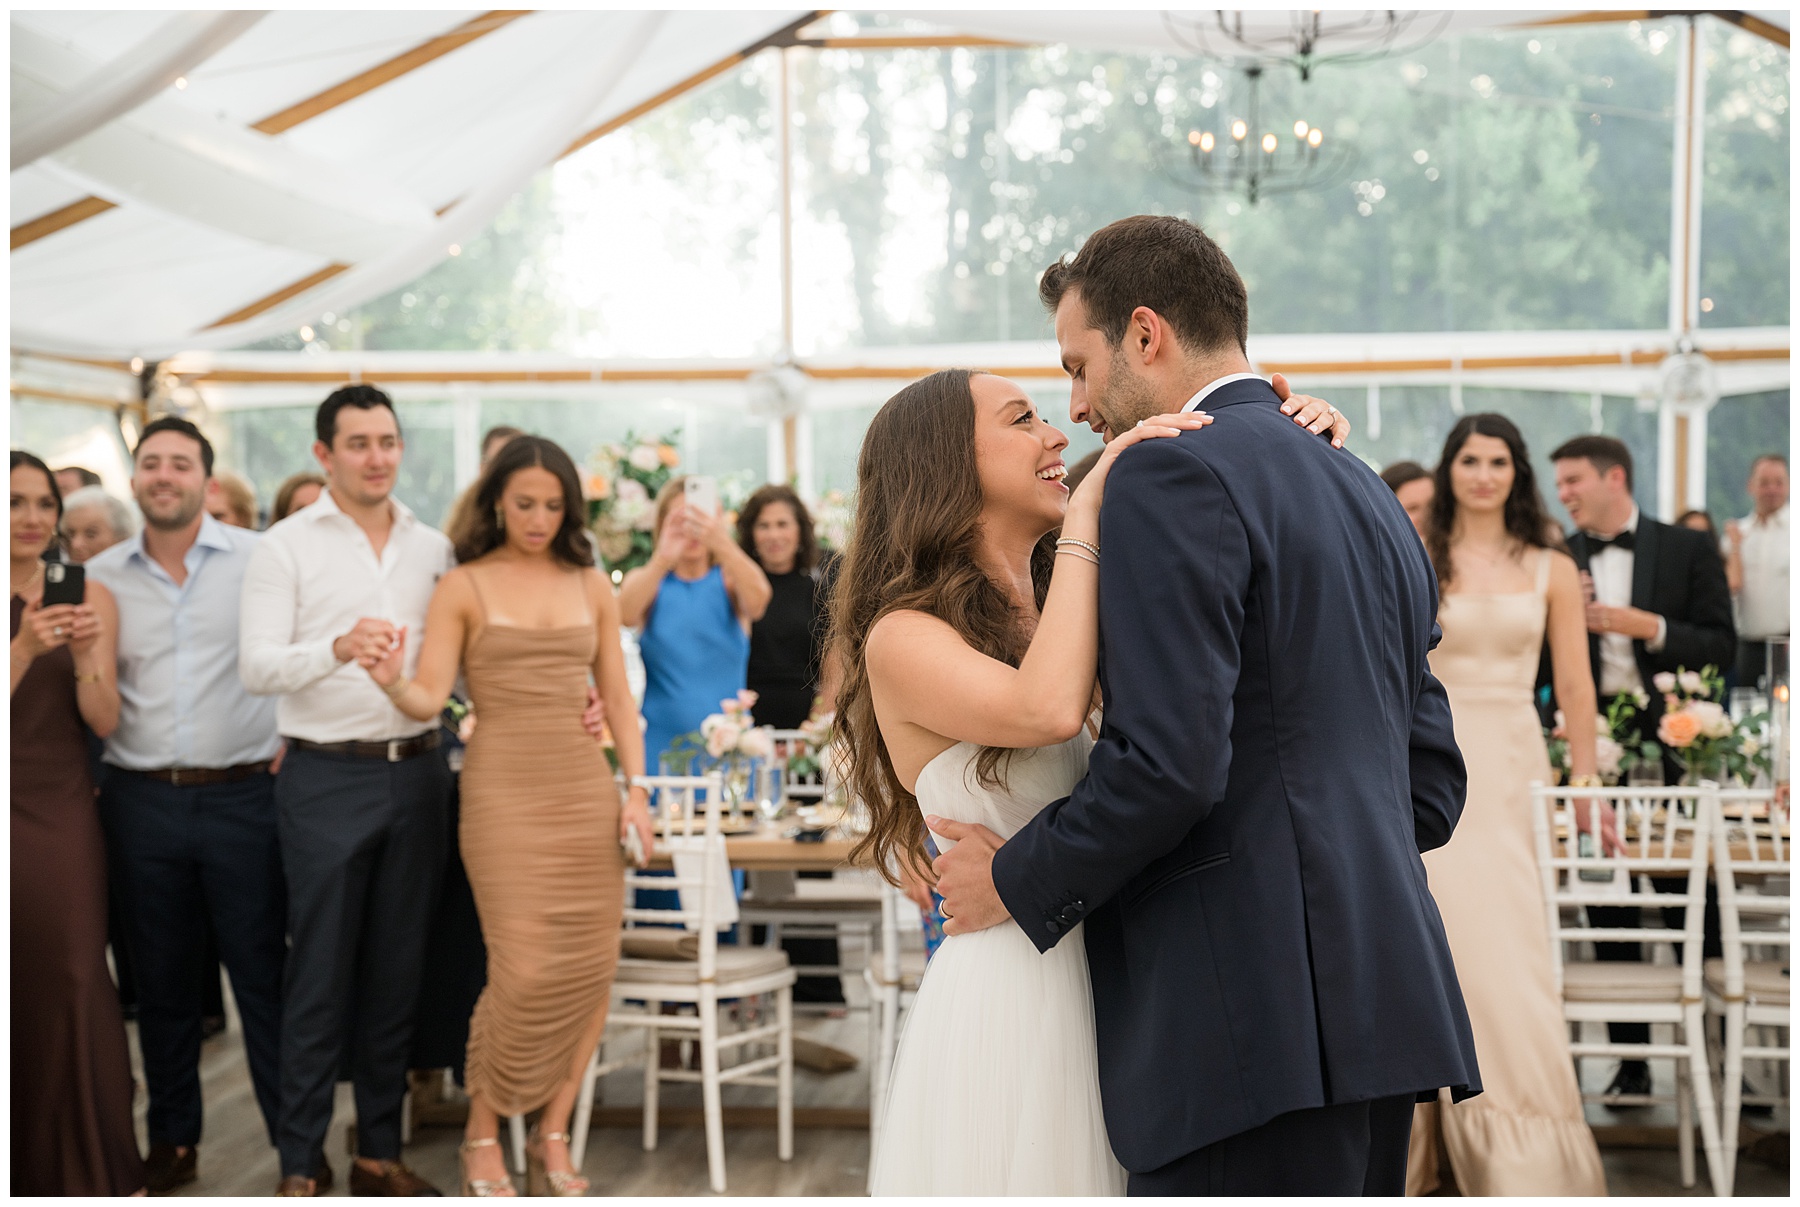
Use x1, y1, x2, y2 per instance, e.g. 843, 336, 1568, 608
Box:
869, 732, 1127, 1196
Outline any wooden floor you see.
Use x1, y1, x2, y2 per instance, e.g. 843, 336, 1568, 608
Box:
131, 986, 1787, 1197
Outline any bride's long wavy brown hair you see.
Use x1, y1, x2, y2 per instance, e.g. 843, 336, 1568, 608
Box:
828, 369, 1056, 886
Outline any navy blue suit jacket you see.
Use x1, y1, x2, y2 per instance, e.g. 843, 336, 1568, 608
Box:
991, 378, 1480, 1172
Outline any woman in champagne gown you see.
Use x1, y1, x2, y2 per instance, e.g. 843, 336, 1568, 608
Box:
1408, 415, 1607, 1196
368, 438, 655, 1196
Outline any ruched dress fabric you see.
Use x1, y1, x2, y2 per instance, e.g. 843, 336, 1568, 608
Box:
457, 586, 623, 1118
11, 595, 145, 1195
1408, 550, 1606, 1196
870, 732, 1127, 1196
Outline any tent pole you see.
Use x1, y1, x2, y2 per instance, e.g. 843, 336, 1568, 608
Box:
1663, 16, 1708, 518
777, 44, 802, 491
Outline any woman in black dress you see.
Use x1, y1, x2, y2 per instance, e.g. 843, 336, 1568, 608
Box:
738, 485, 836, 728
10, 451, 144, 1195
737, 486, 844, 1003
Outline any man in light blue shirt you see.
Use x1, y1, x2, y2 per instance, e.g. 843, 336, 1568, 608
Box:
87, 417, 294, 1194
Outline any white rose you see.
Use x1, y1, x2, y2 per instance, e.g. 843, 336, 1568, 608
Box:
706, 720, 743, 759
1678, 669, 1706, 696
1739, 735, 1761, 758
629, 444, 662, 472
1633, 690, 1650, 709
1653, 672, 1678, 694
1595, 735, 1624, 777
614, 478, 649, 505
738, 727, 773, 761
612, 497, 650, 530
1687, 700, 1731, 739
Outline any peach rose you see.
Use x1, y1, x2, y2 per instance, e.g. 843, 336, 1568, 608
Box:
1658, 709, 1703, 749
658, 443, 680, 468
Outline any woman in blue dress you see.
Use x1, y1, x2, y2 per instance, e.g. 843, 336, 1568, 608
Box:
619, 478, 772, 769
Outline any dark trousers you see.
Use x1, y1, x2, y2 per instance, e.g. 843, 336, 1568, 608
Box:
275, 747, 449, 1177
99, 770, 288, 1148
1128, 1094, 1415, 1196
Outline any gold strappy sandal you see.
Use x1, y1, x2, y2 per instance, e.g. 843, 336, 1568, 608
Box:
526, 1125, 591, 1197
458, 1136, 517, 1197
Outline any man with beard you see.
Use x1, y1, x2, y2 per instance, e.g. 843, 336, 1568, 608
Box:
86, 417, 288, 1193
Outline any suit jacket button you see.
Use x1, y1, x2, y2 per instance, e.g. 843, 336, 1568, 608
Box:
1045, 918, 1063, 937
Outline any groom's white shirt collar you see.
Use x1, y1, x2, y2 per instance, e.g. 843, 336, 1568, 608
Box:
1180, 372, 1266, 413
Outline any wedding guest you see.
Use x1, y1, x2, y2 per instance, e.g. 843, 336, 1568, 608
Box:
60, 485, 137, 563
271, 472, 326, 524
10, 451, 144, 1196
87, 418, 289, 1194
1677, 508, 1720, 548
359, 435, 654, 1197
1724, 453, 1788, 688
619, 477, 771, 768
1379, 459, 1434, 537
55, 463, 103, 496
1409, 415, 1605, 1194
207, 469, 258, 529
240, 385, 453, 1196
443, 426, 527, 546
1551, 433, 1736, 1101
737, 485, 844, 1004
739, 485, 837, 728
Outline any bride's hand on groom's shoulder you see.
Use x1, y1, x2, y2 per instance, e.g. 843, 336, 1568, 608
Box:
925, 815, 1012, 935
1271, 372, 1351, 448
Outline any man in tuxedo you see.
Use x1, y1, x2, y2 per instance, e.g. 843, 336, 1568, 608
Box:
931, 215, 1479, 1195
1550, 434, 1736, 1101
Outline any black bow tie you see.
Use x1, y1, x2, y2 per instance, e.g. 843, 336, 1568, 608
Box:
1585, 530, 1635, 553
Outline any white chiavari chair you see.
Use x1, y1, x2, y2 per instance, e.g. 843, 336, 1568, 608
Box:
1531, 782, 1728, 1194
1704, 786, 1789, 1195
551, 773, 793, 1194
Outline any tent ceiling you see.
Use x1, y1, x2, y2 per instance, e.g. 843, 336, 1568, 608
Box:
8, 9, 1791, 362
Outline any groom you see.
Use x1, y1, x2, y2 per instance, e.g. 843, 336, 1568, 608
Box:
932, 215, 1480, 1195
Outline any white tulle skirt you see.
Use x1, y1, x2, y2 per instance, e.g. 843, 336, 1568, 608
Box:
869, 921, 1127, 1196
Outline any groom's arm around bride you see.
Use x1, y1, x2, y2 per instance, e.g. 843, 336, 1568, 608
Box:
933, 215, 1480, 1196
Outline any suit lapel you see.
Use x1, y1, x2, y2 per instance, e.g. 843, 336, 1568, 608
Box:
1630, 519, 1659, 612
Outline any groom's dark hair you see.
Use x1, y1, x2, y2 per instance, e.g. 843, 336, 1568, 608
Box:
1038, 215, 1248, 356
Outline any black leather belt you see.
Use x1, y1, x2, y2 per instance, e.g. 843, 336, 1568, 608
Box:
128, 761, 272, 787
288, 731, 442, 762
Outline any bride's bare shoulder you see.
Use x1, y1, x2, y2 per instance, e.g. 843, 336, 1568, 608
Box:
866, 608, 960, 667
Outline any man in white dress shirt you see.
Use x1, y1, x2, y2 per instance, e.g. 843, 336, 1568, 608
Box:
1725, 454, 1789, 688
88, 418, 287, 1194
1551, 433, 1736, 1102
240, 386, 452, 1197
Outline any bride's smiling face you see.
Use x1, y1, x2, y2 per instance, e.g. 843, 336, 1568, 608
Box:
971, 373, 1071, 536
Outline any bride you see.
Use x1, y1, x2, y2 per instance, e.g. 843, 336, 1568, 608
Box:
830, 368, 1346, 1194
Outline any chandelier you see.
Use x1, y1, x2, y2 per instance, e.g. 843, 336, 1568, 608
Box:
1172, 65, 1356, 205
1163, 10, 1452, 82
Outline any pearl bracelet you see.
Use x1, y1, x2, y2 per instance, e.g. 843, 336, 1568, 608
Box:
1055, 537, 1100, 559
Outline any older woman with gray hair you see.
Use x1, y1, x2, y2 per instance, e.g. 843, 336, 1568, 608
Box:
60, 486, 138, 565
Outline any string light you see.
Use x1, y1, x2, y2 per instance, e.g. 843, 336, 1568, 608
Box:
447, 243, 462, 256
1199, 131, 1215, 152
1262, 133, 1279, 153
1294, 120, 1309, 138
174, 76, 188, 90
129, 357, 144, 375
1308, 127, 1324, 148
298, 325, 315, 341
1230, 119, 1248, 141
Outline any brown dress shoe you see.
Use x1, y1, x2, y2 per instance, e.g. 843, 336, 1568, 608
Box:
145, 1142, 198, 1194
274, 1174, 317, 1196
314, 1153, 335, 1193
349, 1160, 443, 1196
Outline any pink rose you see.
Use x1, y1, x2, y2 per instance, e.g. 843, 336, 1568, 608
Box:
1653, 672, 1678, 694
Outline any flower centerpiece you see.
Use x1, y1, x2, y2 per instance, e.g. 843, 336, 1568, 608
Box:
586, 432, 681, 573
812, 489, 852, 552
1653, 665, 1774, 786
1543, 689, 1657, 785
667, 691, 774, 814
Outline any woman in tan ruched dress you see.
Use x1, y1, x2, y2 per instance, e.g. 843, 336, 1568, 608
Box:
366, 437, 654, 1196
1408, 415, 1606, 1196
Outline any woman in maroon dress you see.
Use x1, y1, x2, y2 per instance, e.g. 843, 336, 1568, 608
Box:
10, 451, 143, 1195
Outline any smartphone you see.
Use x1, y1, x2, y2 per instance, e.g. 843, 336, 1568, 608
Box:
621, 823, 648, 869
684, 475, 719, 517
42, 561, 85, 607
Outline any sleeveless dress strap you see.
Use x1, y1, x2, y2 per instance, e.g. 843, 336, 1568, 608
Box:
1534, 546, 1553, 595
464, 565, 492, 621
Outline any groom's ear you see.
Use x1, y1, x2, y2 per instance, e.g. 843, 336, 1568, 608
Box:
1128, 306, 1168, 365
